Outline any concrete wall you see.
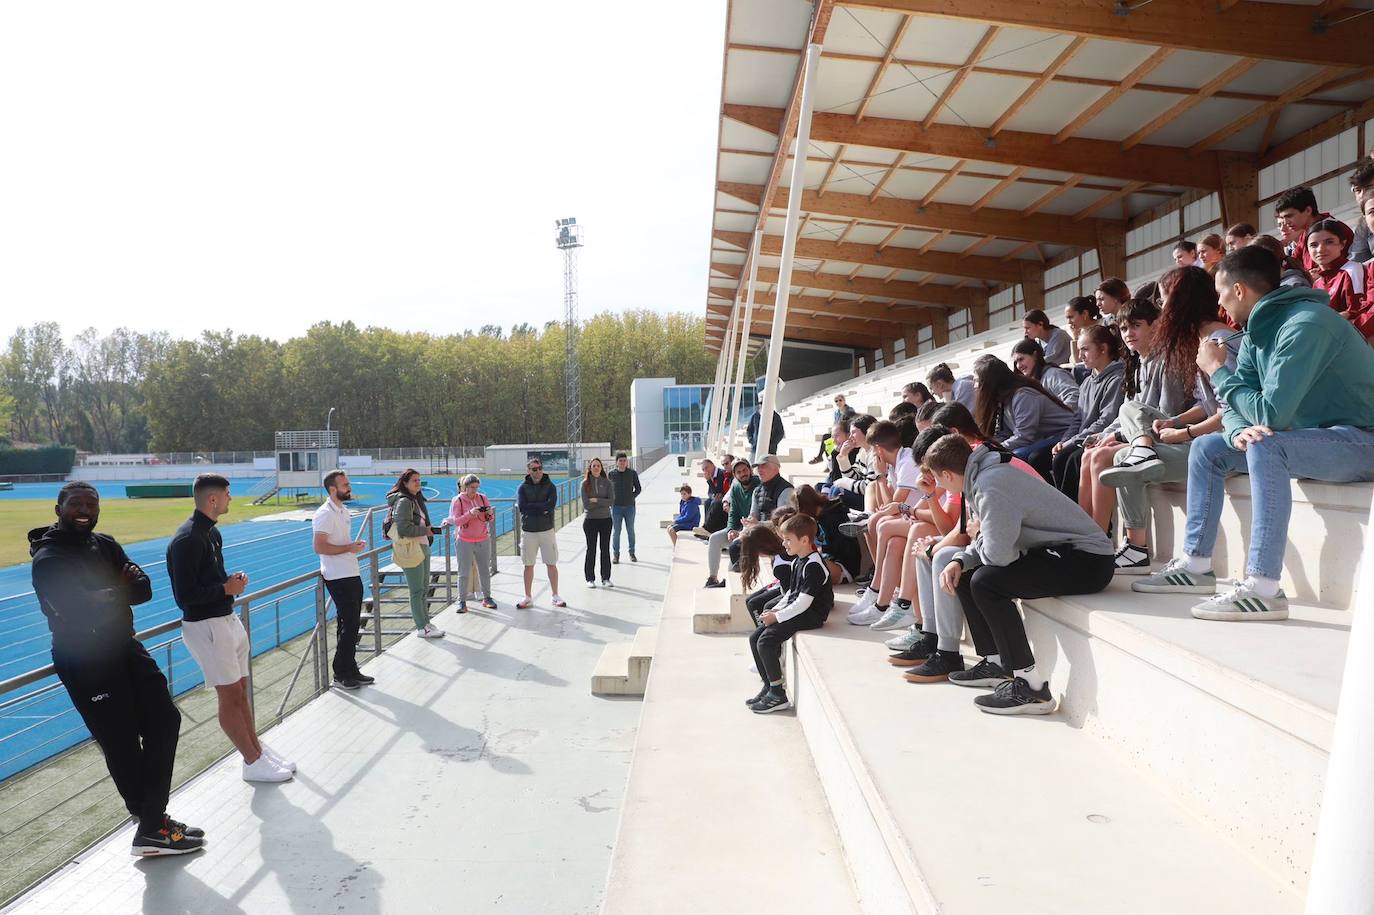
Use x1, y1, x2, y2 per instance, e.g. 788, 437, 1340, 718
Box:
71, 463, 264, 482
630, 377, 675, 457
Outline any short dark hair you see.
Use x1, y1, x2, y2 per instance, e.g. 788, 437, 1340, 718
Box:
924, 434, 972, 477
1350, 161, 1374, 191
1173, 239, 1198, 254
779, 513, 818, 544
1226, 222, 1256, 238
835, 418, 852, 436
616, 452, 628, 461
193, 473, 230, 498
852, 413, 877, 434
915, 401, 941, 423
911, 425, 951, 463
866, 419, 900, 450
902, 381, 932, 402
732, 458, 752, 474
57, 481, 98, 505
323, 469, 347, 492
1275, 185, 1320, 217
887, 401, 920, 421
1022, 308, 1051, 328
679, 484, 692, 495
1066, 295, 1099, 318
1096, 277, 1131, 302
930, 402, 980, 441
925, 362, 956, 386
1218, 245, 1281, 297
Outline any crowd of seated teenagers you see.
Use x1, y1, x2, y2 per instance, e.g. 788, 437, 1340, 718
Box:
693, 235, 1374, 719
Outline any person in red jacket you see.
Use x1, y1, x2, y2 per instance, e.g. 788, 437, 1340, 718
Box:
1357, 195, 1374, 344
1274, 185, 1336, 275
1308, 218, 1367, 325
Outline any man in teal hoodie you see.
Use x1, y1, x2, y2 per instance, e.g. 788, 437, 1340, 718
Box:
1135, 245, 1374, 620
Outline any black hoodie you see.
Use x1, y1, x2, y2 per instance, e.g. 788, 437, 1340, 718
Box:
28, 524, 152, 654
517, 474, 558, 533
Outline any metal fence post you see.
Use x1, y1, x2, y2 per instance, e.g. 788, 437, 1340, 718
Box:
314, 581, 327, 693
240, 598, 255, 718
444, 526, 453, 605
369, 552, 383, 657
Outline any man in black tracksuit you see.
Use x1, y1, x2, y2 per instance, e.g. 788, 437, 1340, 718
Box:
607, 453, 642, 563
29, 481, 204, 856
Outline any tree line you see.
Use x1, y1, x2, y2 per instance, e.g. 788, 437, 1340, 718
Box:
1, 311, 723, 453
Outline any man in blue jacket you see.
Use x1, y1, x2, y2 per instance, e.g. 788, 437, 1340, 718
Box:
1135, 246, 1374, 620
516, 458, 563, 609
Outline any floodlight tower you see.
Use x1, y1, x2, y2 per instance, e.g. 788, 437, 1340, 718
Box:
555, 217, 584, 472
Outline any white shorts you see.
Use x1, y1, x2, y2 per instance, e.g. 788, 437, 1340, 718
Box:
520, 529, 559, 566
181, 613, 251, 688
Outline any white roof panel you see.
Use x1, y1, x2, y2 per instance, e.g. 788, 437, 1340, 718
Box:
1142, 50, 1247, 90
720, 118, 779, 153
1000, 80, 1107, 135
718, 151, 772, 185
725, 50, 800, 108
894, 18, 994, 66
728, 0, 810, 49
942, 72, 1034, 128
981, 28, 1078, 73
1072, 88, 1186, 143
1058, 39, 1160, 81
931, 174, 1000, 207
856, 64, 947, 122
821, 6, 905, 56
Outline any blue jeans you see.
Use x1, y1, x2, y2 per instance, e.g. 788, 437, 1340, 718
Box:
1185, 427, 1374, 579
611, 504, 637, 556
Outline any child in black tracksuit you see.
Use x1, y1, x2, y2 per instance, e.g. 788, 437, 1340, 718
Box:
746, 514, 834, 714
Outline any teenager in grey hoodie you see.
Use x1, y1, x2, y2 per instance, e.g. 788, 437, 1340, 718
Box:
1050, 326, 1127, 500
929, 436, 1113, 716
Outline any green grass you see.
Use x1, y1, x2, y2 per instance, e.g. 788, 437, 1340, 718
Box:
0, 499, 311, 569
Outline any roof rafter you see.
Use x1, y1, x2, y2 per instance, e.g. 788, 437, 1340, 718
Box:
718, 180, 1116, 248
1190, 65, 1358, 153
923, 25, 998, 129
1054, 47, 1173, 144
1119, 58, 1260, 150
707, 279, 934, 322
712, 256, 970, 307
724, 103, 1220, 188
988, 37, 1086, 137
840, 0, 1374, 68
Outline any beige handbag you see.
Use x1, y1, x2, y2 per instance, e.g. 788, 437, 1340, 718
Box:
387, 501, 428, 569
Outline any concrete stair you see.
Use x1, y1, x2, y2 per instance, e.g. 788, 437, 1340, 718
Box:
692, 569, 751, 634
590, 626, 658, 697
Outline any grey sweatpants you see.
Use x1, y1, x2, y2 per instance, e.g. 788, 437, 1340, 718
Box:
707, 528, 731, 579
916, 545, 966, 653
1112, 401, 1192, 533
456, 538, 492, 599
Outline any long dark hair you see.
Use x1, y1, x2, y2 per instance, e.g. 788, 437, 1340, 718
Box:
739, 523, 788, 592
1152, 266, 1223, 383
972, 357, 1070, 441
926, 362, 956, 386
1010, 337, 1049, 381
793, 484, 826, 519
388, 468, 430, 524
1251, 234, 1310, 283
1119, 296, 1162, 400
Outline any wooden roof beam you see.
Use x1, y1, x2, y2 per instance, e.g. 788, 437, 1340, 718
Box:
724, 104, 1220, 189
710, 260, 963, 311
1120, 58, 1260, 150
708, 282, 932, 324
988, 37, 1085, 137
718, 179, 1117, 247
923, 25, 999, 129
1190, 65, 1360, 153
715, 228, 1023, 283
1054, 48, 1173, 144
841, 0, 1374, 68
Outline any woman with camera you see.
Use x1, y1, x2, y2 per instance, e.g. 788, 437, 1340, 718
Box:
444, 473, 498, 612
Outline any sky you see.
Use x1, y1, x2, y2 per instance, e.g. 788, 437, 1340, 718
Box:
0, 1, 728, 343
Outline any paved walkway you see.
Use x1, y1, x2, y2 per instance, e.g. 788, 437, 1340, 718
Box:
5, 458, 684, 915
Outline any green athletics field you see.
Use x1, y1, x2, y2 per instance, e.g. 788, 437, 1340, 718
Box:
0, 499, 311, 569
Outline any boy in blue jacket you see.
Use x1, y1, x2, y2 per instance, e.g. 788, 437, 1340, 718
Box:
666, 485, 702, 546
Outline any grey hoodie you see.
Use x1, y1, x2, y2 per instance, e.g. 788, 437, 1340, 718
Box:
956, 445, 1113, 572
1100, 353, 1197, 441
1064, 360, 1126, 446
1038, 365, 1080, 412
581, 474, 613, 520
997, 387, 1077, 450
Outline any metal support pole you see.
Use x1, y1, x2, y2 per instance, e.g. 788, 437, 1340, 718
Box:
712, 298, 742, 453
444, 526, 453, 605
706, 303, 735, 454
754, 42, 821, 463
729, 232, 762, 454
370, 553, 383, 657
314, 582, 327, 692
1305, 514, 1374, 913
239, 599, 255, 718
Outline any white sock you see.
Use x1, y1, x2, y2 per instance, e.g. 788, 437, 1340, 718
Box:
1016, 665, 1046, 691
987, 654, 1001, 667
1125, 444, 1157, 462
1183, 554, 1211, 574
1247, 575, 1281, 598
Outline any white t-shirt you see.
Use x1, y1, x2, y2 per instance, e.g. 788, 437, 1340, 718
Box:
312, 499, 360, 580
888, 447, 923, 508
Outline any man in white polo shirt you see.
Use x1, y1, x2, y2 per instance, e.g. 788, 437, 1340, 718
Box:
312, 470, 370, 690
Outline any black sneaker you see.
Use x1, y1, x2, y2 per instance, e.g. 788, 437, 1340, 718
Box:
744, 684, 771, 707
974, 677, 1056, 715
903, 652, 966, 683
704, 577, 726, 589
886, 633, 938, 666
947, 657, 1009, 688
751, 689, 792, 714
613, 554, 620, 564
630, 552, 638, 562
131, 817, 205, 857
351, 672, 375, 685
1113, 543, 1151, 576
333, 676, 363, 691
163, 815, 204, 839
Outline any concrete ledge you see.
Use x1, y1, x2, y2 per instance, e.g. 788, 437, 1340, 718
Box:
591, 626, 658, 697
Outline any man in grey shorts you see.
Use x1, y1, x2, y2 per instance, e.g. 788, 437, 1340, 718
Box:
516, 458, 564, 609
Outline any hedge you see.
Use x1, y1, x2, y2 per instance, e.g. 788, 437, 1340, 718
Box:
0, 445, 77, 476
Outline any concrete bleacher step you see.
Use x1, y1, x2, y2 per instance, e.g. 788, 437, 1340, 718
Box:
790, 593, 1302, 914
691, 569, 752, 634
1023, 582, 1344, 888
591, 626, 659, 696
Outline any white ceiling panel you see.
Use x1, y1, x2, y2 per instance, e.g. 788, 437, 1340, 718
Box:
876, 166, 940, 200
895, 18, 994, 67
1000, 80, 1107, 135
854, 64, 946, 122
1072, 88, 1187, 143
1034, 186, 1118, 216
728, 0, 810, 49
1226, 60, 1323, 96
981, 29, 1078, 73
1058, 39, 1159, 81
720, 117, 779, 153
1143, 50, 1246, 90
725, 50, 800, 108
1144, 96, 1258, 147
812, 56, 880, 117
942, 72, 1034, 128
931, 174, 1000, 206
713, 211, 757, 233
822, 6, 906, 56
718, 152, 772, 185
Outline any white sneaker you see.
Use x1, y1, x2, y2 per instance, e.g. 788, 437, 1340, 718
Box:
551, 595, 567, 608
587, 580, 597, 589
262, 744, 297, 773
847, 589, 879, 620
849, 604, 885, 626
885, 626, 922, 650
870, 605, 917, 631
601, 580, 613, 588
418, 624, 446, 639
242, 754, 293, 783
1191, 580, 1289, 621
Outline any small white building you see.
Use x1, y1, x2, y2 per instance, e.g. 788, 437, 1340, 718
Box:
481, 442, 612, 475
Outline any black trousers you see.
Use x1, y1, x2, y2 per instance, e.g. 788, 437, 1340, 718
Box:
956, 547, 1115, 673
1026, 444, 1056, 482
52, 639, 181, 825
325, 576, 364, 678
748, 605, 827, 684
835, 486, 864, 511
1051, 443, 1085, 502
745, 585, 782, 625
583, 517, 612, 582
813, 433, 832, 461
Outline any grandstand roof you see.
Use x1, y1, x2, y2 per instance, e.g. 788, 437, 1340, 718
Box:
705, 0, 1374, 353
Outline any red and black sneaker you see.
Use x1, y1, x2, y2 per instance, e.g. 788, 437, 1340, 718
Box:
131, 815, 206, 857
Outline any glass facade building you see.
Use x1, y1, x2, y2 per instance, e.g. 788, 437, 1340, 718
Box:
662, 384, 758, 454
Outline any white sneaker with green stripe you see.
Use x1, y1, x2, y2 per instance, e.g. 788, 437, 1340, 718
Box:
1191, 581, 1289, 621
1131, 558, 1217, 594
